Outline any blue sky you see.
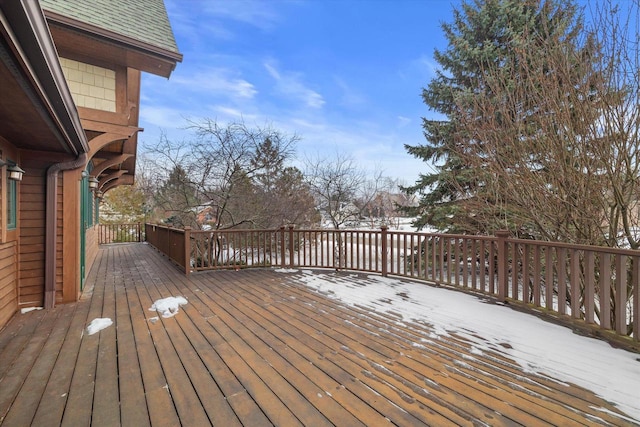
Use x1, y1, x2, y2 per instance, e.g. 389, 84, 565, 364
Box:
139, 0, 461, 185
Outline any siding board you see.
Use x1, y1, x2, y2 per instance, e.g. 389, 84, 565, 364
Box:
19, 172, 46, 307
0, 242, 17, 329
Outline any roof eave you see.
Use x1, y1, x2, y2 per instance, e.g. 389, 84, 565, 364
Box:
0, 0, 89, 155
44, 10, 183, 78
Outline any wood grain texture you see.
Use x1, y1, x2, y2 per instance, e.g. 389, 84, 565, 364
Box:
0, 243, 635, 426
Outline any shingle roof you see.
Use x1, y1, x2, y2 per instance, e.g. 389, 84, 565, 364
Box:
39, 0, 180, 55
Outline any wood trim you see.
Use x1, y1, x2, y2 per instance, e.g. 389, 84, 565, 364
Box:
126, 68, 140, 125
116, 65, 127, 114
101, 174, 133, 193
87, 131, 138, 158
46, 22, 181, 78
81, 120, 141, 136
77, 108, 130, 126
92, 153, 133, 177
99, 170, 127, 188
61, 168, 80, 303
44, 12, 182, 62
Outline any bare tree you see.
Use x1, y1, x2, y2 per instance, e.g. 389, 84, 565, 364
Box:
587, 0, 640, 249
449, 0, 639, 332
304, 151, 382, 269
144, 119, 315, 230
304, 151, 381, 230
359, 177, 409, 229
452, 0, 640, 248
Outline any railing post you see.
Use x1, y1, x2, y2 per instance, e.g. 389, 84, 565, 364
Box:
496, 230, 510, 302
288, 225, 295, 268
280, 227, 286, 267
633, 256, 640, 342
137, 222, 142, 242
184, 226, 191, 276
381, 226, 388, 277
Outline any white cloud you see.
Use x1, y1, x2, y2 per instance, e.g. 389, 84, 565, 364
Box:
208, 106, 261, 124
264, 62, 325, 109
398, 54, 440, 83
202, 0, 282, 31
334, 77, 366, 108
264, 62, 281, 81
173, 68, 257, 100
139, 105, 186, 128
397, 116, 411, 127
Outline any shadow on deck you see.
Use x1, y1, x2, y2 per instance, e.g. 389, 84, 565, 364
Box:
0, 243, 637, 426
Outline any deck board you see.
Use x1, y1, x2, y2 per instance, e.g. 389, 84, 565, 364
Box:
0, 242, 637, 426
209, 273, 440, 426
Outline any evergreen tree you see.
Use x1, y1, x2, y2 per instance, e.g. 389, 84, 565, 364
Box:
401, 0, 585, 234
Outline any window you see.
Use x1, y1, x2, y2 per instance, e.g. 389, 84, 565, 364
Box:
95, 196, 100, 224
87, 187, 94, 228
7, 173, 16, 230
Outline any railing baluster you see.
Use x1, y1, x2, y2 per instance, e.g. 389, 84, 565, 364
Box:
511, 242, 518, 299
600, 253, 611, 330
585, 251, 595, 323
569, 249, 580, 318
453, 238, 459, 286
633, 256, 640, 342
470, 239, 476, 290
465, 237, 470, 287
545, 246, 554, 310
140, 225, 636, 342
479, 240, 486, 292
488, 241, 495, 294
557, 247, 567, 315
522, 245, 529, 304
533, 246, 541, 307
615, 254, 626, 335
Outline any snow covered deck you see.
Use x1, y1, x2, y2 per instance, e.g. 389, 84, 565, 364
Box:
0, 243, 638, 426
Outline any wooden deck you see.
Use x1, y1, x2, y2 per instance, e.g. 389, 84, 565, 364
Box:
0, 243, 636, 426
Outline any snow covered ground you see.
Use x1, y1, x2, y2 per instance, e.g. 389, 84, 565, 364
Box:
291, 270, 640, 423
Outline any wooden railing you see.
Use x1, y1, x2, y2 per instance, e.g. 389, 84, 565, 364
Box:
144, 224, 639, 346
145, 224, 187, 271
99, 223, 144, 244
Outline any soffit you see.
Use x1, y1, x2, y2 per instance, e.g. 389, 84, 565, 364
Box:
0, 3, 88, 155
40, 0, 182, 77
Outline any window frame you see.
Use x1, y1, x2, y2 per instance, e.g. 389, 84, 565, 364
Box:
6, 162, 17, 230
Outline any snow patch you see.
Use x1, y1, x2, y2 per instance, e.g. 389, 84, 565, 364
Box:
149, 296, 188, 318
20, 307, 43, 314
296, 271, 640, 422
86, 318, 113, 335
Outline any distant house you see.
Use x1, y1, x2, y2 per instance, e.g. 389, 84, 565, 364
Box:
196, 206, 218, 230
0, 0, 182, 329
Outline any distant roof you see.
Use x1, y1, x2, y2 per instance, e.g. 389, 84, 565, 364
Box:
39, 0, 180, 57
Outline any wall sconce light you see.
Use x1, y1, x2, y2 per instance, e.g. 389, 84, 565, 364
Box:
0, 160, 25, 181
96, 191, 103, 199
88, 176, 99, 190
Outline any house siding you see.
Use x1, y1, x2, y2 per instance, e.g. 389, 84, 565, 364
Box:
85, 225, 98, 275
59, 58, 116, 112
18, 168, 46, 307
0, 241, 17, 328
0, 0, 179, 331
